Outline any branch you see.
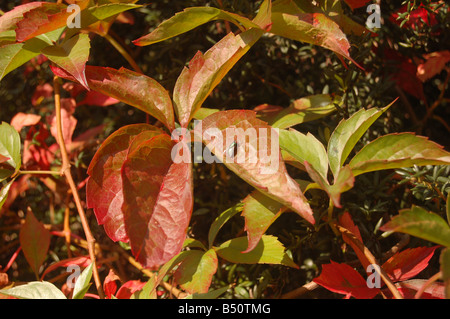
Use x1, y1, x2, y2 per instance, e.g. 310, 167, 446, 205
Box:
53, 76, 105, 299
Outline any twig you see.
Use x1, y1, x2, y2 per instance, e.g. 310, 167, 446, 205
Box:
280, 281, 319, 299
53, 76, 105, 299
335, 224, 404, 299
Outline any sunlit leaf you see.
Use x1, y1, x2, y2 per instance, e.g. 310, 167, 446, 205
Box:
72, 262, 93, 299
0, 281, 66, 299
0, 122, 21, 182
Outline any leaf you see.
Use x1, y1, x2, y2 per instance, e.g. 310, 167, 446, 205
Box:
103, 269, 120, 299
0, 281, 66, 299
116, 280, 146, 299
327, 103, 393, 177
381, 246, 439, 282
0, 178, 15, 211
416, 51, 450, 82
0, 28, 64, 81
19, 210, 51, 277
72, 262, 93, 299
440, 248, 450, 299
41, 256, 90, 280
10, 112, 41, 132
394, 279, 445, 299
173, 249, 218, 294
173, 28, 263, 128
252, 0, 272, 31
214, 235, 298, 268
42, 33, 90, 90
242, 190, 286, 253
14, 0, 89, 43
51, 65, 175, 131
121, 136, 193, 268
279, 128, 328, 180
47, 98, 78, 147
0, 2, 43, 34
258, 94, 337, 129
349, 133, 450, 176
338, 212, 371, 270
86, 124, 163, 242
380, 206, 450, 248
184, 285, 230, 299
313, 261, 380, 299
343, 0, 372, 10
199, 110, 314, 224
132, 6, 259, 46
269, 11, 359, 67
208, 204, 243, 248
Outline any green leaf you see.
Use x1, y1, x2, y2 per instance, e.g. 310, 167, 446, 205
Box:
214, 235, 298, 268
0, 281, 66, 299
327, 102, 394, 177
260, 94, 337, 129
173, 249, 218, 294
133, 6, 259, 46
208, 204, 243, 248
42, 33, 90, 90
173, 28, 263, 127
380, 206, 450, 247
242, 190, 286, 253
0, 178, 15, 211
19, 210, 51, 277
0, 27, 64, 81
279, 128, 328, 180
349, 133, 450, 176
72, 262, 93, 299
183, 285, 230, 299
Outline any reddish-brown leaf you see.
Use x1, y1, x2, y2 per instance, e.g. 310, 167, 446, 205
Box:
382, 246, 440, 282
86, 124, 163, 242
10, 112, 41, 132
416, 51, 450, 82
199, 110, 314, 224
115, 280, 146, 299
121, 136, 194, 268
41, 256, 90, 280
343, 0, 372, 10
103, 269, 120, 299
313, 260, 380, 299
19, 210, 51, 276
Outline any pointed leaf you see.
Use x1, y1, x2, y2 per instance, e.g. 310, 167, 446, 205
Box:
19, 210, 51, 276
270, 12, 359, 66
133, 7, 259, 46
327, 102, 393, 177
259, 94, 337, 129
313, 260, 379, 299
242, 190, 286, 253
173, 28, 263, 127
214, 235, 298, 268
380, 206, 450, 247
42, 34, 90, 90
252, 0, 272, 31
0, 178, 15, 211
199, 110, 314, 224
173, 249, 218, 294
0, 281, 66, 299
349, 133, 450, 176
51, 65, 175, 131
279, 128, 328, 180
121, 136, 193, 268
72, 262, 93, 299
382, 246, 439, 282
208, 204, 243, 248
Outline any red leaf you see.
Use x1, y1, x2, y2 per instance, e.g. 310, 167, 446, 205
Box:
381, 246, 440, 282
86, 124, 163, 242
19, 210, 51, 276
46, 98, 77, 146
41, 256, 90, 280
31, 83, 53, 106
313, 261, 380, 299
0, 2, 43, 34
393, 279, 445, 299
115, 280, 146, 299
343, 0, 372, 10
121, 136, 194, 268
10, 112, 42, 132
416, 51, 450, 82
51, 65, 175, 131
103, 269, 120, 299
338, 212, 371, 270
390, 4, 439, 30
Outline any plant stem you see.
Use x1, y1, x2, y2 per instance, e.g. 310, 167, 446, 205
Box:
19, 170, 60, 175
335, 224, 403, 299
53, 76, 105, 299
103, 33, 143, 74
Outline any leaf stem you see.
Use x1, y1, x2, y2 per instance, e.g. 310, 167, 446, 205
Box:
103, 33, 143, 74
53, 76, 105, 299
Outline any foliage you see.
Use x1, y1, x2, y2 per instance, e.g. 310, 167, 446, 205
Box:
0, 0, 449, 300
